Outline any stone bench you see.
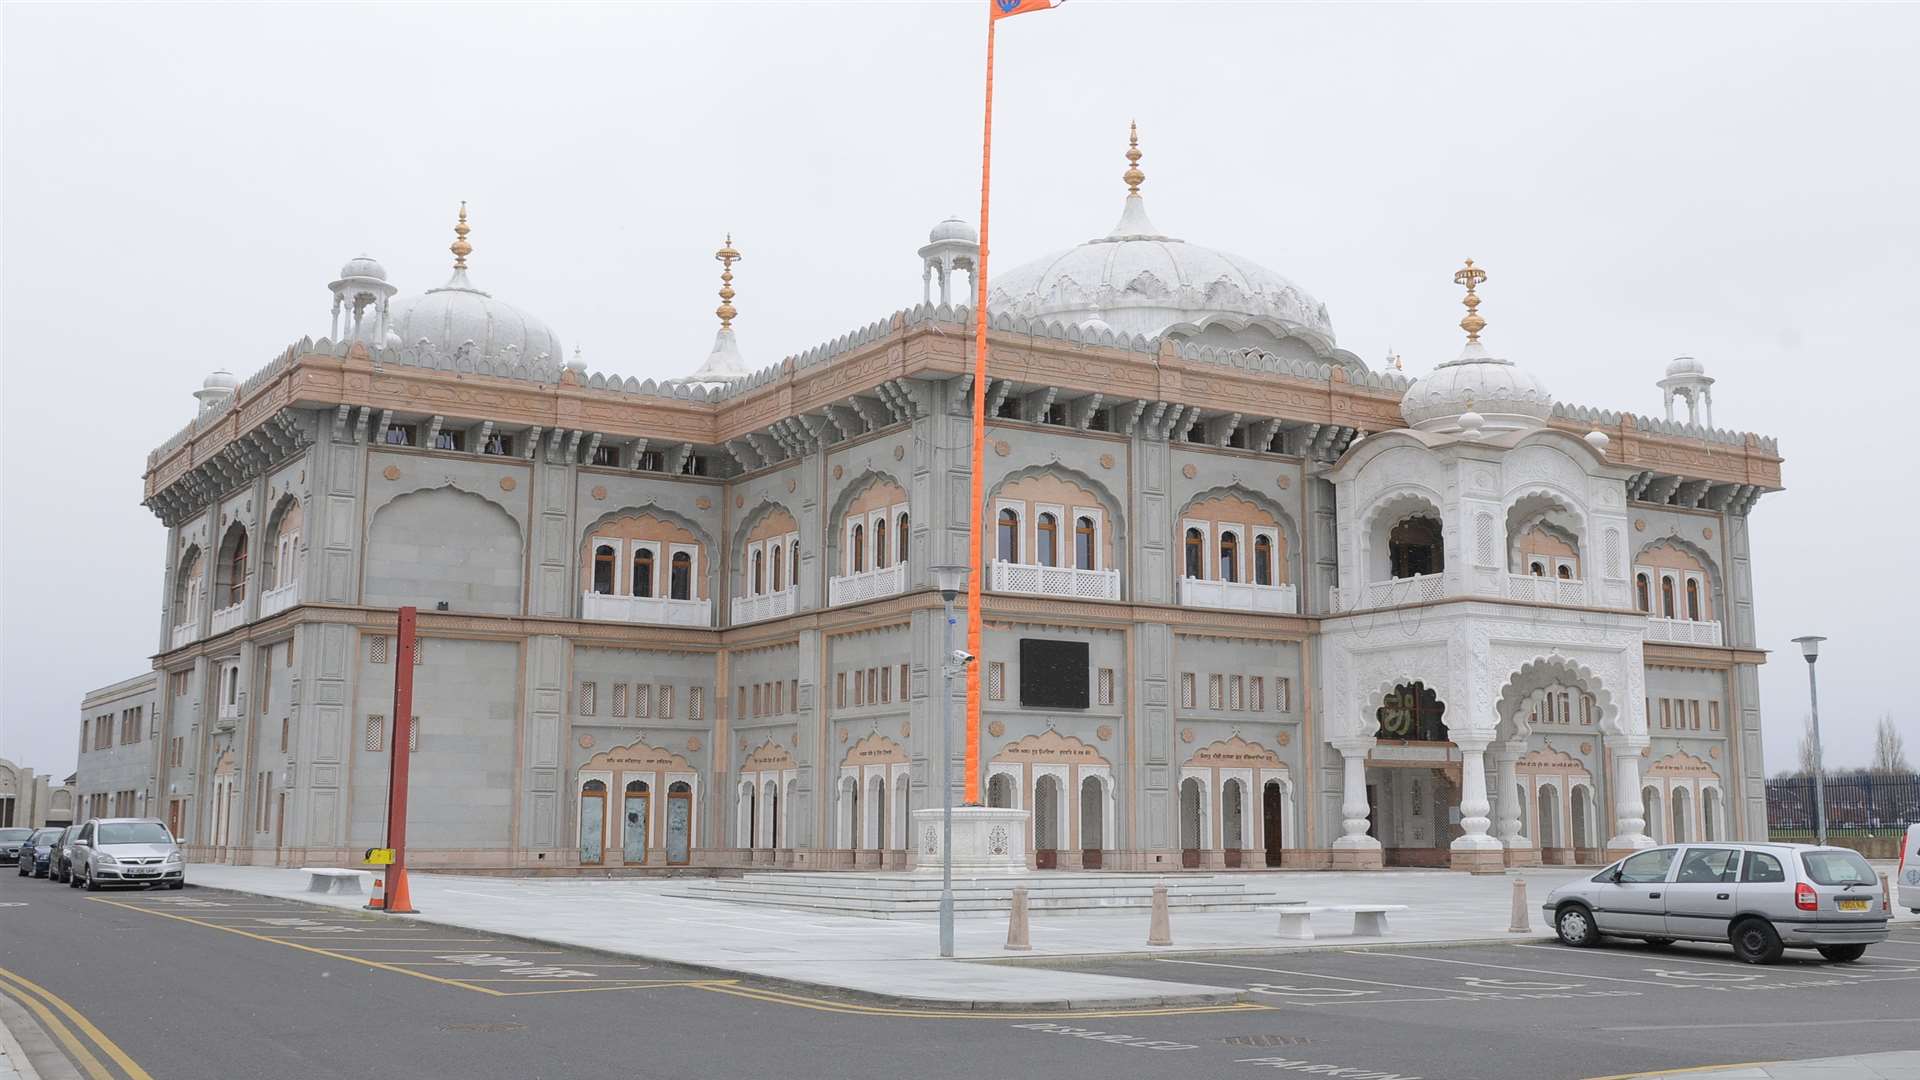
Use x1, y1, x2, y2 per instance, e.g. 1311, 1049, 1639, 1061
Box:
1275, 903, 1410, 941
300, 868, 370, 895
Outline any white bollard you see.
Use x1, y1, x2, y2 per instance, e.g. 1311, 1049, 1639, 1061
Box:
1005, 885, 1032, 951
1509, 875, 1531, 933
1147, 884, 1173, 947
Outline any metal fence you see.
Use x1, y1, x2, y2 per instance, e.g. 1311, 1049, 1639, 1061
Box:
1766, 774, 1920, 837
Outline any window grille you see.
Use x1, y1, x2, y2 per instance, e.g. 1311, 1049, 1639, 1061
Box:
408, 716, 419, 752
836, 672, 847, 709
1229, 675, 1244, 711
988, 661, 1005, 701
1180, 673, 1196, 710
900, 664, 910, 700
1275, 677, 1291, 713
1209, 675, 1224, 711
853, 671, 864, 707
611, 683, 627, 717
365, 715, 384, 752
659, 685, 674, 719
1098, 668, 1114, 706
690, 687, 705, 721
790, 679, 799, 714
881, 669, 891, 704
579, 681, 596, 717
635, 684, 653, 719
1709, 701, 1721, 731
1660, 700, 1672, 729
1250, 676, 1264, 712
370, 636, 388, 664
413, 639, 423, 665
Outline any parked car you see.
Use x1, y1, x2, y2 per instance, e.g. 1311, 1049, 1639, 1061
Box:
68, 818, 186, 891
0, 827, 32, 865
14, 828, 63, 878
1900, 823, 1920, 915
49, 825, 85, 883
1544, 841, 1889, 964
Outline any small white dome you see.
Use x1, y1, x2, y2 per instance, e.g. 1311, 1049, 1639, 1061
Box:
1665, 355, 1705, 376
1400, 342, 1554, 435
929, 216, 978, 244
1585, 430, 1611, 451
339, 254, 387, 281
202, 369, 239, 391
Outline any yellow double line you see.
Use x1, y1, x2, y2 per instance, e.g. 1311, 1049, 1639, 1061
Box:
0, 965, 154, 1080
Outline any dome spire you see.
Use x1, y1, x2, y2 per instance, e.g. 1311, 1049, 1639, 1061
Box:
1123, 120, 1145, 195
451, 201, 472, 271
714, 233, 741, 329
1453, 258, 1487, 343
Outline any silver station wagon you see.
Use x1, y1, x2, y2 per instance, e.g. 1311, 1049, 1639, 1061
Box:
1543, 841, 1889, 964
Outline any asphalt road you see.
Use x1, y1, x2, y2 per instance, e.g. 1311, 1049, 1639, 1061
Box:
2, 870, 1915, 1080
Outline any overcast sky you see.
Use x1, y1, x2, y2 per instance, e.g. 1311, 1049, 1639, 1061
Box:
4, 3, 1916, 782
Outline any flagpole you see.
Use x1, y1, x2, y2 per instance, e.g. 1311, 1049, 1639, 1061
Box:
965, 9, 996, 807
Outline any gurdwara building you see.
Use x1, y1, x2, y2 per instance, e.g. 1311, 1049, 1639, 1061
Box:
133, 136, 1782, 873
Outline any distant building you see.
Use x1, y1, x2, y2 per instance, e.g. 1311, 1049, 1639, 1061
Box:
134, 133, 1781, 872
0, 757, 75, 829
76, 673, 162, 826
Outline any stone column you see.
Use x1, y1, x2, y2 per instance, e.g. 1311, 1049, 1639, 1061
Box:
1493, 745, 1534, 866
1607, 746, 1653, 857
1449, 735, 1503, 873
1329, 737, 1382, 870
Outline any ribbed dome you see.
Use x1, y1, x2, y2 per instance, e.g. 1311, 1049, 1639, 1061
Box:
1666, 355, 1705, 376
1400, 342, 1554, 435
338, 255, 387, 281
929, 216, 978, 243
988, 192, 1334, 349
202, 368, 239, 391
387, 269, 563, 365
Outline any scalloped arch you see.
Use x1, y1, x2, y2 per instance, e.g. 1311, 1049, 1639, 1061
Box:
986, 461, 1128, 558
1495, 655, 1623, 740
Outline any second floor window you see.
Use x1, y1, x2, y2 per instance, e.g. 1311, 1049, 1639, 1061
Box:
873, 518, 889, 569
1219, 531, 1239, 583
1184, 528, 1204, 579
897, 512, 910, 564
850, 523, 866, 573
771, 545, 784, 592
1036, 513, 1057, 567
226, 534, 248, 606
1686, 578, 1701, 619
1074, 516, 1095, 570
592, 544, 617, 594
1635, 573, 1651, 612
1254, 535, 1273, 585
752, 550, 765, 594
997, 509, 1019, 562
670, 553, 692, 600
633, 549, 654, 597
1660, 576, 1676, 617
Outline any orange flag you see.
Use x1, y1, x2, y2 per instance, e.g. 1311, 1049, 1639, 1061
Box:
991, 0, 1060, 19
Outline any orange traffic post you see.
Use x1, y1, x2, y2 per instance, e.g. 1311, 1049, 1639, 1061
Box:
964, 8, 998, 806
379, 606, 420, 914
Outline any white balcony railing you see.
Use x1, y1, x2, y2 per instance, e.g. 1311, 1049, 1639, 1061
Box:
1645, 616, 1724, 646
989, 560, 1121, 601
1329, 572, 1445, 613
1179, 577, 1298, 615
731, 587, 797, 625
828, 563, 907, 607
209, 602, 246, 636
1505, 573, 1587, 606
260, 580, 300, 618
170, 623, 199, 649
581, 591, 712, 627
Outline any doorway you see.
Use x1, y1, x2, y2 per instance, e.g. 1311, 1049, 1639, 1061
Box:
1080, 775, 1104, 870
1033, 774, 1060, 869
1179, 777, 1203, 868
666, 781, 692, 865
623, 781, 650, 864
1222, 779, 1245, 868
580, 780, 607, 866
1263, 780, 1285, 867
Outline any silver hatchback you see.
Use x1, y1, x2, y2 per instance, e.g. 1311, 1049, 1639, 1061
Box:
69, 818, 186, 890
1543, 841, 1888, 963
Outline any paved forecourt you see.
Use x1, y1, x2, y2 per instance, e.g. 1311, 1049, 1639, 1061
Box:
184, 863, 1595, 1007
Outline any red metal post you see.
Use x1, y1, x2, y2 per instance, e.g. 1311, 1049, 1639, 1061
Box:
382, 605, 419, 913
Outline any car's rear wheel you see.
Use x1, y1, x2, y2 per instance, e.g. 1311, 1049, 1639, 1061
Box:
1730, 918, 1784, 964
1817, 944, 1867, 963
1556, 905, 1599, 947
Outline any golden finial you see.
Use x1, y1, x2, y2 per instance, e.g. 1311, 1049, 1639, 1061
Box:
1453, 258, 1487, 343
714, 233, 741, 330
450, 201, 472, 271
1123, 120, 1145, 196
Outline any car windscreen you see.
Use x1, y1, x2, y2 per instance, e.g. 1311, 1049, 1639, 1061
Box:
96, 823, 174, 846
1800, 848, 1876, 886
0, 829, 33, 842
31, 830, 62, 844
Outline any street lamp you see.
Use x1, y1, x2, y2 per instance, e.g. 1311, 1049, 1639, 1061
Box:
1791, 635, 1827, 846
931, 564, 971, 959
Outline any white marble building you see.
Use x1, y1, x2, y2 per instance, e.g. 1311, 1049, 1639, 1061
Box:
128, 135, 1781, 873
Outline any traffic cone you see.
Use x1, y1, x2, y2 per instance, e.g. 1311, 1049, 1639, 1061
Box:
383, 866, 418, 915
1147, 883, 1173, 947
364, 873, 386, 912
1005, 886, 1032, 951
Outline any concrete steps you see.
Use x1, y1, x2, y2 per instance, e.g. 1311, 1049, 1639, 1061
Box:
669, 871, 1303, 919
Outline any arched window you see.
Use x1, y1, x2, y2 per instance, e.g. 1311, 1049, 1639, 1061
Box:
771, 544, 784, 593
1375, 681, 1448, 742
592, 544, 617, 595
1219, 531, 1240, 583
1660, 576, 1676, 618
791, 540, 801, 585
1635, 573, 1650, 612
1556, 564, 1573, 580
1074, 516, 1095, 570
751, 549, 765, 595
633, 548, 654, 598
1529, 560, 1547, 577
226, 532, 249, 606
669, 552, 692, 600
1036, 513, 1057, 567
1185, 528, 1205, 579
897, 512, 910, 564
1253, 535, 1273, 586
1685, 579, 1701, 620
996, 508, 1019, 562
1388, 516, 1443, 578
873, 518, 889, 569
849, 524, 865, 573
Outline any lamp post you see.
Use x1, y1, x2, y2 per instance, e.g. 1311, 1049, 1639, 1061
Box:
1791, 635, 1827, 846
932, 564, 971, 959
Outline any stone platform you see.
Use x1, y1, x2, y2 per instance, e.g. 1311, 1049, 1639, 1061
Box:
669, 870, 1301, 919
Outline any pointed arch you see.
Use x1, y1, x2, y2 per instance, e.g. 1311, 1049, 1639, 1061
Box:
985, 462, 1127, 569
1174, 484, 1303, 588
1634, 534, 1725, 623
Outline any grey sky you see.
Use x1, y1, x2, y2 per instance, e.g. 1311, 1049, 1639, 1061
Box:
4, 2, 1915, 780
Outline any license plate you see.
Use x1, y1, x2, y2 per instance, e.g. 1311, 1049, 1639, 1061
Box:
129, 868, 155, 877
1837, 898, 1869, 912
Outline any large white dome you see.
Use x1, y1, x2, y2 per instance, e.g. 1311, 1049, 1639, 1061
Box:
1400, 342, 1554, 435
387, 268, 563, 365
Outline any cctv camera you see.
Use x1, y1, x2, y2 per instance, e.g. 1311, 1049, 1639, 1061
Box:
950, 649, 976, 666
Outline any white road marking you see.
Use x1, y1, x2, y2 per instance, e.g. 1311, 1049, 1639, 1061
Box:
1349, 950, 1685, 988
1010, 1022, 1196, 1051
1604, 1017, 1914, 1032
1154, 958, 1490, 997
